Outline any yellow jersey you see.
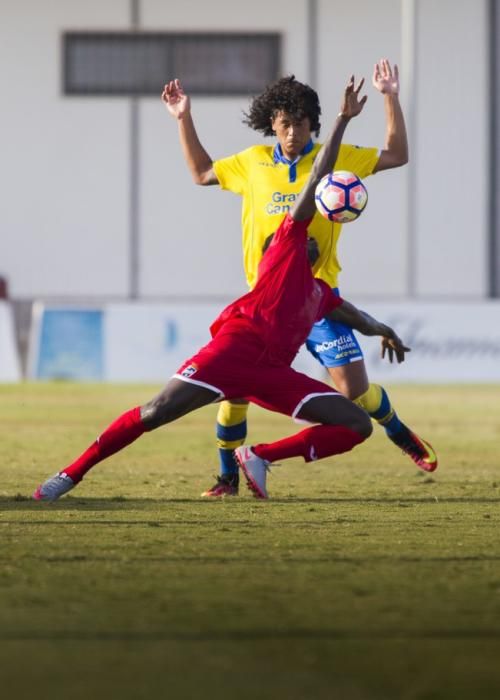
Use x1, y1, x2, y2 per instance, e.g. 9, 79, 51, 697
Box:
213, 142, 379, 289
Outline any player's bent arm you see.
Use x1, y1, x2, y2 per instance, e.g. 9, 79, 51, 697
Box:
327, 301, 410, 364
327, 300, 385, 336
162, 80, 219, 186
371, 59, 408, 173
373, 94, 409, 172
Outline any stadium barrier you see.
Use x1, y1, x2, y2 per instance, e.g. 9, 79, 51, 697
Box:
28, 304, 104, 381
354, 301, 500, 383
27, 301, 500, 383
27, 302, 219, 382
0, 300, 21, 381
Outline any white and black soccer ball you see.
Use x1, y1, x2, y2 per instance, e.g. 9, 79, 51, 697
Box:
315, 170, 368, 223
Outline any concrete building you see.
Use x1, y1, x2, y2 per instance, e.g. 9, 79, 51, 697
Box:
1, 0, 496, 301
1, 0, 498, 381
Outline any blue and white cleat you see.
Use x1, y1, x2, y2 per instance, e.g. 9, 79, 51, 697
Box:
33, 472, 76, 501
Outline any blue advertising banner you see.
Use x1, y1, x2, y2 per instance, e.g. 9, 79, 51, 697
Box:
34, 308, 104, 380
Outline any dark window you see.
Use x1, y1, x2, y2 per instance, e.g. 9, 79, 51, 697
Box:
63, 32, 281, 96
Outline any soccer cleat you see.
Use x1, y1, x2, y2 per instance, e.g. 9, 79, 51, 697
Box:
234, 446, 270, 499
389, 425, 438, 472
33, 472, 76, 501
201, 474, 239, 498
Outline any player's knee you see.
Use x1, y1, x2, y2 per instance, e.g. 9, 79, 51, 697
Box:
350, 409, 373, 440
347, 404, 373, 440
140, 396, 174, 430
344, 386, 366, 402
335, 380, 364, 401
140, 399, 162, 429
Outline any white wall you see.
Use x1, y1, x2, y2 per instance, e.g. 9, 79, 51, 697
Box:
0, 302, 21, 381
316, 0, 407, 298
0, 0, 491, 301
0, 0, 132, 298
413, 0, 489, 297
27, 300, 500, 383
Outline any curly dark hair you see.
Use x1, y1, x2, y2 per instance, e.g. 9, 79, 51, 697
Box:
243, 75, 321, 137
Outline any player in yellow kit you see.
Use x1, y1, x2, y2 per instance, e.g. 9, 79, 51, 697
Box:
162, 59, 437, 496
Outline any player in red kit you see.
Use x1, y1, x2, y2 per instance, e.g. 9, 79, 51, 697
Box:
33, 76, 409, 502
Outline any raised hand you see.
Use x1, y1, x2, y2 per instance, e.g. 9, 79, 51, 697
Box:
161, 79, 191, 119
372, 59, 400, 96
339, 75, 368, 119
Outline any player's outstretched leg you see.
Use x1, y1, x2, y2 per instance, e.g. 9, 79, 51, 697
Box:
201, 400, 248, 497
235, 395, 372, 499
354, 383, 438, 471
33, 406, 145, 501
33, 379, 219, 501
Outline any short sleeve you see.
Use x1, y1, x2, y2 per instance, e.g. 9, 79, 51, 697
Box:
213, 148, 253, 195
337, 144, 380, 180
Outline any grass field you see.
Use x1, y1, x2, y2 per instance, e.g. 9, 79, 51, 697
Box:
1, 382, 499, 700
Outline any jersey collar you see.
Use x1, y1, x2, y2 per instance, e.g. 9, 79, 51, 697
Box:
273, 139, 314, 183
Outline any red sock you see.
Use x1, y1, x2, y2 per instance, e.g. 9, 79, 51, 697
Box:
62, 407, 145, 482
253, 424, 365, 463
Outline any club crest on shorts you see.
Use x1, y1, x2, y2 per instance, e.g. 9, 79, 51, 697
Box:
181, 363, 198, 378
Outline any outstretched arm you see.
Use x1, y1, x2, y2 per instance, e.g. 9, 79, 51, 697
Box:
161, 79, 219, 186
291, 76, 368, 221
327, 300, 410, 364
371, 59, 409, 172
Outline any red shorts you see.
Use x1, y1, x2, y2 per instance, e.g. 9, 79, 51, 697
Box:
174, 325, 340, 419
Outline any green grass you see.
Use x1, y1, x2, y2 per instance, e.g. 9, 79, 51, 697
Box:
1, 382, 500, 700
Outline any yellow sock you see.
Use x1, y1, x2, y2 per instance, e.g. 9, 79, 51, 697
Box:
216, 401, 249, 475
354, 383, 401, 434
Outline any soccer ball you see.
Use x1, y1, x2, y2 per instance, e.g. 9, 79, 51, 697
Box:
315, 171, 368, 223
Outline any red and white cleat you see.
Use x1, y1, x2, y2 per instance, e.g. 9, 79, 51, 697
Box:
234, 446, 270, 499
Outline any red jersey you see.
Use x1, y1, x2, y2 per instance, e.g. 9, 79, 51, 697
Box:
210, 213, 343, 365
